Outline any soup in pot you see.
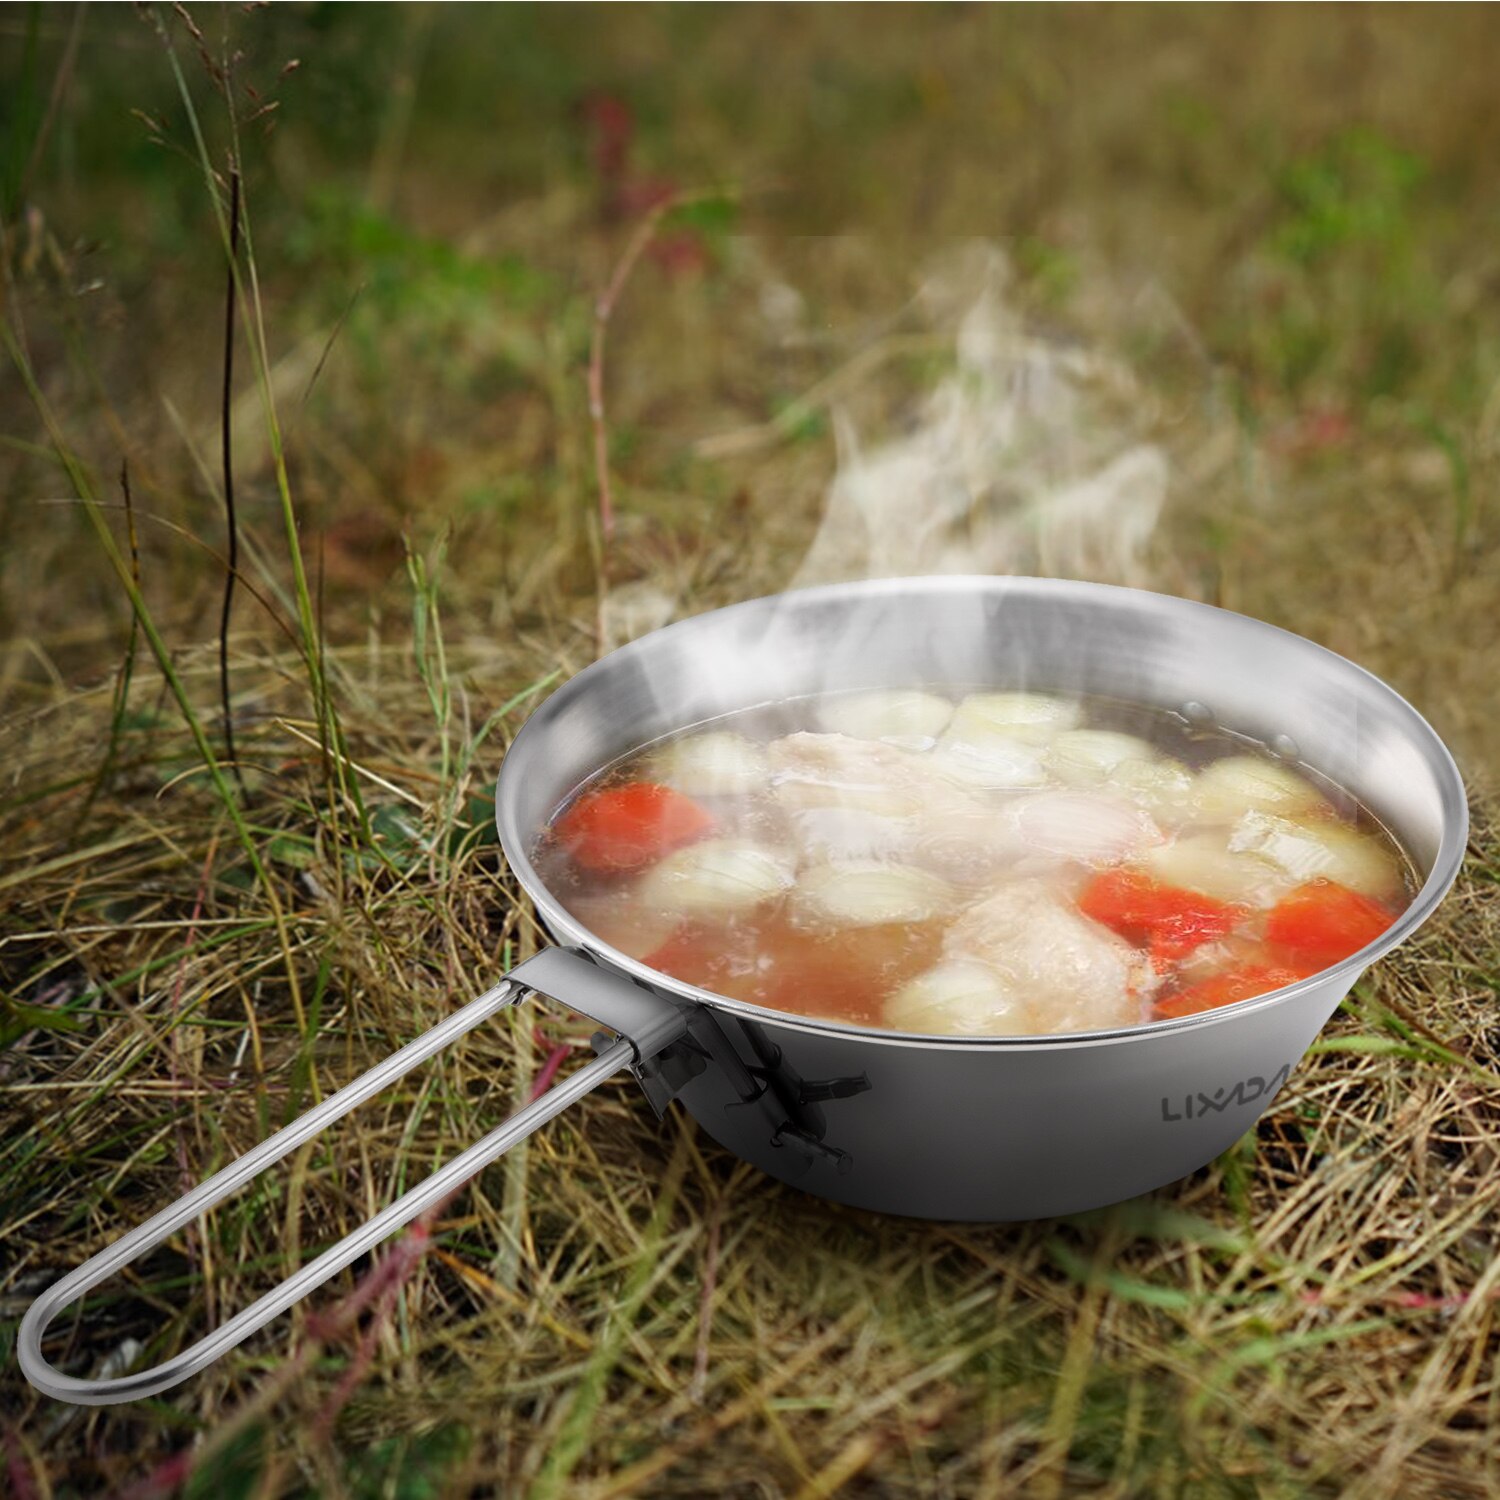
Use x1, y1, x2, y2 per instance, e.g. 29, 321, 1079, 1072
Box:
530, 689, 1416, 1035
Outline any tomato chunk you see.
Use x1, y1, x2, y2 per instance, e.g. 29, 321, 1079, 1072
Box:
554, 782, 714, 873
1155, 963, 1309, 1020
1264, 880, 1396, 970
1078, 869, 1242, 963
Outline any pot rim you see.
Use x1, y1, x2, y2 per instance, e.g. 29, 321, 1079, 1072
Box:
496, 575, 1469, 1053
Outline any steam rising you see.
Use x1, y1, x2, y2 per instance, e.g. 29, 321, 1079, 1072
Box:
789, 244, 1167, 590
597, 241, 1170, 655
525, 246, 1418, 1044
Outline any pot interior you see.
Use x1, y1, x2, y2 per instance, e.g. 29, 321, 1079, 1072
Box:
496, 577, 1465, 983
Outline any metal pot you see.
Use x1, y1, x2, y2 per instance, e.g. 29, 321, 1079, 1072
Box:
19, 577, 1468, 1405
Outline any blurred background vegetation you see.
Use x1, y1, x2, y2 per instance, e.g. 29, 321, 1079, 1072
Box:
3, 6, 1499, 1497
4, 2, 1498, 763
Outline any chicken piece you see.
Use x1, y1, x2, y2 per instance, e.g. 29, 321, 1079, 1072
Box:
1163, 932, 1270, 985
768, 731, 987, 868
770, 731, 911, 863
1141, 831, 1293, 908
767, 734, 1161, 887
769, 734, 1021, 882
782, 806, 917, 864
1001, 790, 1165, 866
1226, 811, 1404, 904
943, 880, 1154, 1032
766, 732, 942, 815
905, 788, 1161, 886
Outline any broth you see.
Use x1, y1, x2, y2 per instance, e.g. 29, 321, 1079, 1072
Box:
531, 689, 1417, 1035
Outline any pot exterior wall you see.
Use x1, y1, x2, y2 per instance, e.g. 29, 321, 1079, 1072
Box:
500, 578, 1466, 1220
662, 970, 1355, 1221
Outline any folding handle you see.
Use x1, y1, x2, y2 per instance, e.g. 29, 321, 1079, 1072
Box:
18, 948, 688, 1406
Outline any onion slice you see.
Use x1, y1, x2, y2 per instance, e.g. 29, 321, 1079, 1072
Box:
948, 692, 1081, 746
639, 838, 796, 916
651, 731, 769, 797
1048, 730, 1158, 786
1108, 755, 1195, 824
1191, 754, 1329, 822
565, 891, 680, 960
816, 690, 954, 747
886, 958, 1034, 1036
793, 860, 957, 927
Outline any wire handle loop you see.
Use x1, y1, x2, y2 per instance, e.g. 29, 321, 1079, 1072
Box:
18, 948, 687, 1405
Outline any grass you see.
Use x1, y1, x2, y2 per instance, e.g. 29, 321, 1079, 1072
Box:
3, 4, 1500, 1496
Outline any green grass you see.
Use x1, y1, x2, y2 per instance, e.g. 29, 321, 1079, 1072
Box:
4, 4, 1500, 1497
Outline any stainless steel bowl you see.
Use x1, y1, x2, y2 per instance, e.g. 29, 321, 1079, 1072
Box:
19, 577, 1468, 1404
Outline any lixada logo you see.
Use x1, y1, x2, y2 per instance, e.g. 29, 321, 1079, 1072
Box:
1160, 1063, 1292, 1122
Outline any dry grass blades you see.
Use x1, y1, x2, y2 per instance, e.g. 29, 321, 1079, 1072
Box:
1, 639, 1497, 1497
5, 5, 1500, 1496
